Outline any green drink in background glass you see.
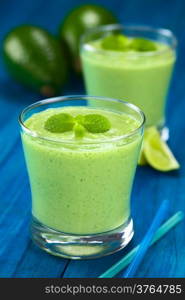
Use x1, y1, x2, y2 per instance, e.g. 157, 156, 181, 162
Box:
19, 96, 145, 259
80, 25, 176, 134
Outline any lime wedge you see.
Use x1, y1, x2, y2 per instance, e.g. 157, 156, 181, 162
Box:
143, 127, 180, 171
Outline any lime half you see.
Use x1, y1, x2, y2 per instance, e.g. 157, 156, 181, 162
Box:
144, 127, 180, 171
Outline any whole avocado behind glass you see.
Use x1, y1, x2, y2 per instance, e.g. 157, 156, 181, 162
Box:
59, 4, 117, 73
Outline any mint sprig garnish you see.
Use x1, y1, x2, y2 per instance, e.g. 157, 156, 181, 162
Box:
130, 38, 157, 51
101, 34, 130, 51
81, 114, 111, 133
73, 123, 86, 138
44, 111, 111, 138
101, 34, 157, 52
44, 113, 74, 133
75, 114, 85, 124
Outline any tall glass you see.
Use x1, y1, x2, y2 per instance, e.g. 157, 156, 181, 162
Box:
19, 95, 145, 259
80, 24, 176, 137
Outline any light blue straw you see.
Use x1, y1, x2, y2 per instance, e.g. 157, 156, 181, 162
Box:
99, 211, 183, 278
122, 199, 169, 278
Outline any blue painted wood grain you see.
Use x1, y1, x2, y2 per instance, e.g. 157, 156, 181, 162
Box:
0, 0, 185, 278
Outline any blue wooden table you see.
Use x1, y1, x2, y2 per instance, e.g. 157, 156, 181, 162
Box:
0, 0, 185, 278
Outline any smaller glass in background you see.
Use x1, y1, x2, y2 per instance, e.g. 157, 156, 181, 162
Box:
80, 24, 177, 137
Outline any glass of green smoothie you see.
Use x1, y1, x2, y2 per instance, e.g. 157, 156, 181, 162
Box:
19, 95, 145, 259
80, 24, 176, 138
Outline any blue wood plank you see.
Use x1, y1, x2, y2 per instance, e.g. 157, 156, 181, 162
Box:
0, 144, 31, 277
0, 0, 185, 278
12, 243, 69, 278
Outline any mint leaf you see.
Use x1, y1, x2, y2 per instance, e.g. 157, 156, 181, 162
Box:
73, 123, 85, 138
44, 113, 75, 133
82, 114, 111, 133
75, 114, 85, 124
44, 112, 111, 136
101, 34, 130, 51
130, 38, 157, 51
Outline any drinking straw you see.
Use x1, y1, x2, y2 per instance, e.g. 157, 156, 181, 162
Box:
99, 210, 184, 278
123, 199, 169, 278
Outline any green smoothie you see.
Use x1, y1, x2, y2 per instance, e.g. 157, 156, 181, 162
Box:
22, 106, 142, 235
81, 36, 175, 127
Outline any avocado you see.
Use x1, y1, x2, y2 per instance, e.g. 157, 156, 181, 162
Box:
3, 25, 68, 96
59, 4, 117, 72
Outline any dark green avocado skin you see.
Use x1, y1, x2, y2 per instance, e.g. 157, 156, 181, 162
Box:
59, 4, 117, 72
3, 25, 68, 96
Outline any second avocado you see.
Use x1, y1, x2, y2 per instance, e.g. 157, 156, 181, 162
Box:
59, 4, 117, 72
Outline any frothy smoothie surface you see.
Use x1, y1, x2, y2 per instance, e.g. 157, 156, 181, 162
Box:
25, 106, 140, 143
22, 106, 142, 234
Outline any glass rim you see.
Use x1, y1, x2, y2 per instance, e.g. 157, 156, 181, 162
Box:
19, 95, 145, 145
81, 23, 177, 57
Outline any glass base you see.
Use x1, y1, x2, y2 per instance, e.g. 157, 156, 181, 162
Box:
31, 217, 134, 259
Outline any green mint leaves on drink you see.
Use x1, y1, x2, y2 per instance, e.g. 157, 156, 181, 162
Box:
101, 34, 157, 52
73, 123, 85, 138
44, 112, 111, 137
130, 38, 157, 51
44, 113, 74, 133
81, 114, 111, 133
101, 34, 130, 51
